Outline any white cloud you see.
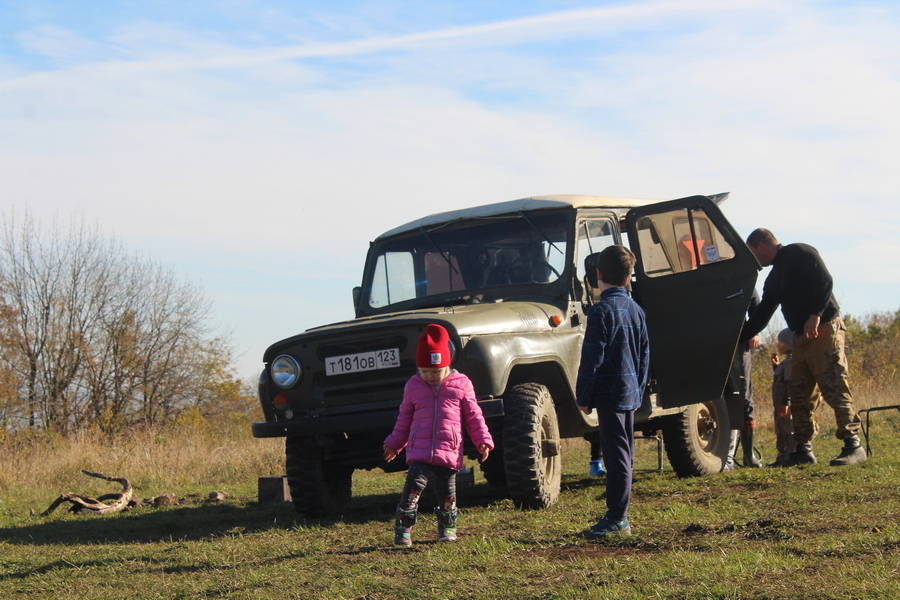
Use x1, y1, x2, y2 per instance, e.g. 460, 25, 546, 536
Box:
2, 0, 899, 376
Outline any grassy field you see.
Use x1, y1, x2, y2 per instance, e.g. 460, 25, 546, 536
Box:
0, 402, 899, 599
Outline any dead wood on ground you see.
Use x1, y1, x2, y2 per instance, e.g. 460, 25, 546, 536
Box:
39, 470, 133, 516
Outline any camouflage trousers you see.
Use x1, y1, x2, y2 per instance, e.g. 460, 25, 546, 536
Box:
788, 317, 861, 443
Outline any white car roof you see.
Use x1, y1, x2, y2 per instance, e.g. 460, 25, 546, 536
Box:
376, 194, 668, 240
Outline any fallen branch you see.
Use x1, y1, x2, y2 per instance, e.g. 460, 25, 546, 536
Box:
40, 470, 133, 516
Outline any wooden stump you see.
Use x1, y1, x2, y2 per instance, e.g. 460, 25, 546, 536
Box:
258, 476, 291, 503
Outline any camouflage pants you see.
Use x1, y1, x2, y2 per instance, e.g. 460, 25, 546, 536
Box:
788, 317, 860, 443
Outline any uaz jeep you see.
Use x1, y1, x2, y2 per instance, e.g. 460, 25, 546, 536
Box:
253, 193, 759, 516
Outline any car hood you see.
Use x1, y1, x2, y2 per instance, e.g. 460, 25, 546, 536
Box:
263, 300, 562, 363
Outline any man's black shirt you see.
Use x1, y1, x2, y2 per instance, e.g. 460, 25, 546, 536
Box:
741, 243, 839, 342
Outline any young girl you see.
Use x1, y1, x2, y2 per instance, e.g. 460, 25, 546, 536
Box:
383, 324, 493, 546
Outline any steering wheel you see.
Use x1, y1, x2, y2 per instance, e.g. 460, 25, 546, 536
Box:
509, 256, 560, 283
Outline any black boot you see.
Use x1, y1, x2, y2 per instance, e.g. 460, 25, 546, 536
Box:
741, 426, 762, 468
785, 442, 816, 466
829, 435, 867, 466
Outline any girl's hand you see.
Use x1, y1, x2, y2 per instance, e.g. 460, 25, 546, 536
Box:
478, 444, 491, 463
383, 444, 398, 462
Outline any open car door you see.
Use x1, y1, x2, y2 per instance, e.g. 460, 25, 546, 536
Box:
625, 195, 759, 409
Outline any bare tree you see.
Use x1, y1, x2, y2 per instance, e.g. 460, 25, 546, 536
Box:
0, 208, 236, 433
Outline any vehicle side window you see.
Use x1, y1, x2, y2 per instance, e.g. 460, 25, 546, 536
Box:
369, 251, 416, 307
576, 219, 617, 284
635, 208, 737, 278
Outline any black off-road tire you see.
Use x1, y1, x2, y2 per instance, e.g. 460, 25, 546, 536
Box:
661, 397, 729, 476
502, 383, 562, 509
285, 437, 353, 517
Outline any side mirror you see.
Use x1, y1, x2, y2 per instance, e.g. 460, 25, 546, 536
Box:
352, 286, 362, 312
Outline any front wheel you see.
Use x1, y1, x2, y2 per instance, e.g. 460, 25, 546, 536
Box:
285, 438, 353, 517
661, 397, 729, 476
502, 383, 562, 509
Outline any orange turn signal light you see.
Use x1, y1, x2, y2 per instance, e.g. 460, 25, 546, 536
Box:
550, 315, 564, 326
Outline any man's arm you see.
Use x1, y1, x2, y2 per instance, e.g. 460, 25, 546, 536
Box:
741, 292, 778, 342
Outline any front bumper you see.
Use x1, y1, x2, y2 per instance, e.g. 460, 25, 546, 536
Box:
251, 408, 399, 438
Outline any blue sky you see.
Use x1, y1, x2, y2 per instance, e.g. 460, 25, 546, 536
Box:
2, 0, 899, 379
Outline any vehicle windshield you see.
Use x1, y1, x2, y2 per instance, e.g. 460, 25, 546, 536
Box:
363, 211, 570, 311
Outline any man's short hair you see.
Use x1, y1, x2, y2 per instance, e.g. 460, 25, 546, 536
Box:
596, 245, 636, 287
746, 228, 779, 248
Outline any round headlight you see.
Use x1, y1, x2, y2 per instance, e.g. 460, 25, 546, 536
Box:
271, 355, 302, 388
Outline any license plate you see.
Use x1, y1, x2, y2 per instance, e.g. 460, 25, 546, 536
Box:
325, 348, 401, 376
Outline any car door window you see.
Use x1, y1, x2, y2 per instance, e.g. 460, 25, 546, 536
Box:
634, 208, 737, 277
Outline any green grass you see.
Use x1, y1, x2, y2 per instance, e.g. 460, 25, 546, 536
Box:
1, 412, 899, 599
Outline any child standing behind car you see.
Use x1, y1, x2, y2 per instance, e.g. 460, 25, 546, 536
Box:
383, 324, 493, 547
770, 328, 797, 466
770, 328, 822, 466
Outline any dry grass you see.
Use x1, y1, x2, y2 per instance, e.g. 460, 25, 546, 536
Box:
0, 375, 897, 599
0, 412, 284, 511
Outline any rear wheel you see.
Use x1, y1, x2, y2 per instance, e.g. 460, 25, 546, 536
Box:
502, 383, 562, 509
661, 397, 729, 476
285, 437, 353, 517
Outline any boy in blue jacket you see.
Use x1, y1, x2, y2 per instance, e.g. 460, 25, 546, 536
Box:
576, 245, 650, 537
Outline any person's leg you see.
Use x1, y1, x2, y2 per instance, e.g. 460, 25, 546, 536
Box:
598, 409, 634, 523
394, 462, 429, 546
804, 319, 865, 465
585, 429, 606, 476
786, 339, 820, 466
805, 319, 860, 439
432, 466, 459, 541
724, 353, 746, 469
584, 409, 634, 538
738, 349, 761, 467
773, 406, 796, 465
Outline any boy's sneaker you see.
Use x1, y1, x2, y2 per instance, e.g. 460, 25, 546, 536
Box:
394, 526, 412, 547
438, 527, 457, 542
585, 516, 631, 539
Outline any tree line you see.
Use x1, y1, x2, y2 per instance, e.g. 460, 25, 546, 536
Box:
0, 210, 252, 434
750, 309, 900, 403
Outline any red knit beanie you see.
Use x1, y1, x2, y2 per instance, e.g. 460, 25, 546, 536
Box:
416, 324, 452, 368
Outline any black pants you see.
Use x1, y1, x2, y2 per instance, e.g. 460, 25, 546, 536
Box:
398, 461, 457, 515
597, 408, 635, 523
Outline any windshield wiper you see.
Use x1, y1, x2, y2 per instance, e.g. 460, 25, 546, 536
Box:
413, 294, 482, 309
418, 227, 460, 275
518, 211, 563, 257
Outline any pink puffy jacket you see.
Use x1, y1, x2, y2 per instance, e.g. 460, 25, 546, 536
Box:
384, 371, 494, 471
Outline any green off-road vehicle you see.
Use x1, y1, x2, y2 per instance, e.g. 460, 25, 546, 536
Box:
252, 193, 759, 516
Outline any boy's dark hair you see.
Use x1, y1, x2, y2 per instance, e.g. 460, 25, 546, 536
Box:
746, 228, 779, 247
590, 245, 635, 287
